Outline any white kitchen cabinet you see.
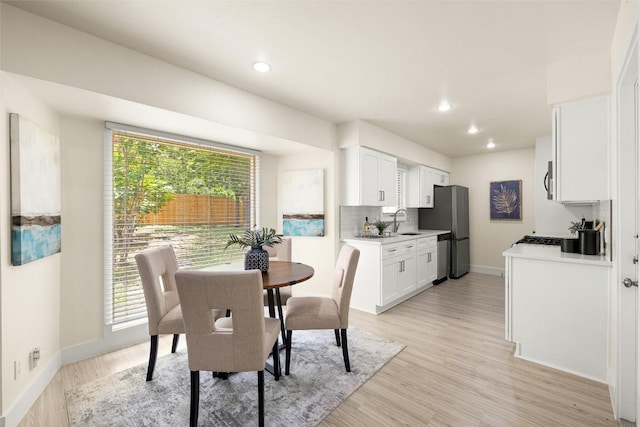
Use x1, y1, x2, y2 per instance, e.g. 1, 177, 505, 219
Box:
381, 241, 417, 305
345, 234, 446, 314
407, 165, 434, 208
341, 146, 397, 206
552, 95, 608, 202
432, 169, 450, 187
417, 236, 437, 288
503, 245, 610, 382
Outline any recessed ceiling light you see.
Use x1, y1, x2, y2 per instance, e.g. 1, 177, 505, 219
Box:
253, 62, 271, 73
486, 140, 496, 149
437, 101, 453, 112
468, 125, 478, 134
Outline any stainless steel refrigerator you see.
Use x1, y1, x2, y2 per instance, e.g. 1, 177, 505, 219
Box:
418, 185, 470, 279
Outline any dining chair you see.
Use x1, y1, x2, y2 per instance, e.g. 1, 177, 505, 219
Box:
135, 245, 225, 381
175, 269, 281, 427
284, 244, 360, 375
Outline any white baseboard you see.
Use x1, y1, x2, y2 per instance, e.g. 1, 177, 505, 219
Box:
470, 265, 504, 276
62, 322, 148, 365
513, 353, 607, 385
1, 351, 62, 427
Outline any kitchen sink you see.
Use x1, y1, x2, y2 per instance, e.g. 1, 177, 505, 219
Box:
400, 232, 420, 235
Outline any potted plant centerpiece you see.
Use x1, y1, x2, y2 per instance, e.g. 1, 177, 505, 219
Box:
225, 227, 283, 272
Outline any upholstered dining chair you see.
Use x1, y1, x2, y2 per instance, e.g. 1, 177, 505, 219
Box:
284, 244, 360, 375
135, 246, 225, 382
175, 269, 281, 427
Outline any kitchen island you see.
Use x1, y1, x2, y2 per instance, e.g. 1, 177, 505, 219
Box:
344, 229, 449, 314
503, 244, 611, 382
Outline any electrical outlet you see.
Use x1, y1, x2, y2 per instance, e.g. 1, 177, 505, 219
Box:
14, 361, 22, 380
30, 347, 41, 370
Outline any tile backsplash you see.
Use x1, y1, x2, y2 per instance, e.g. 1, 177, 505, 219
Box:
339, 206, 419, 239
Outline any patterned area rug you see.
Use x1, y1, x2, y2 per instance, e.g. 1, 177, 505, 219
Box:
66, 328, 404, 426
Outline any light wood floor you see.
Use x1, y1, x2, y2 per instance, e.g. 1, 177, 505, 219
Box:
19, 272, 618, 426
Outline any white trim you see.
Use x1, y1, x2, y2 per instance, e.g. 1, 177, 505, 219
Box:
470, 265, 504, 276
1, 351, 62, 427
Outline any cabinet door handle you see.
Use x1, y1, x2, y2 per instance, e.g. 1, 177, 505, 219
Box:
428, 253, 432, 262
382, 190, 385, 201
379, 190, 384, 201
427, 195, 431, 205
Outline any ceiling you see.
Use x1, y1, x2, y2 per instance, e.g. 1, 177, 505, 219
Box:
5, 1, 621, 158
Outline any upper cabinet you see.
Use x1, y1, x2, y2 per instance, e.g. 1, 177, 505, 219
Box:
407, 165, 434, 208
341, 146, 397, 206
406, 166, 449, 208
432, 169, 450, 187
552, 95, 609, 202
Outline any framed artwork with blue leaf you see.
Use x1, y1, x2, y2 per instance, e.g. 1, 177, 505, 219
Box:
490, 180, 522, 220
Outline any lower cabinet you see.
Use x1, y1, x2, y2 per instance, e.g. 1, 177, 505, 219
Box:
504, 254, 609, 382
382, 252, 417, 306
347, 236, 439, 314
417, 237, 437, 288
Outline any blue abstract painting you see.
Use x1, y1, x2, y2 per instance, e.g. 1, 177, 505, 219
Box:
10, 114, 62, 265
282, 169, 325, 236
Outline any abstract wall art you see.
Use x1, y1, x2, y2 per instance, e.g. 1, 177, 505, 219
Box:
10, 113, 61, 265
490, 180, 522, 220
282, 169, 325, 236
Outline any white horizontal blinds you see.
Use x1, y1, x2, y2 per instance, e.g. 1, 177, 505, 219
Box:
397, 168, 407, 210
382, 167, 406, 215
105, 127, 258, 326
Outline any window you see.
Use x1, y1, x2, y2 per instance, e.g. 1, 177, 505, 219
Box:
104, 124, 259, 327
382, 166, 407, 218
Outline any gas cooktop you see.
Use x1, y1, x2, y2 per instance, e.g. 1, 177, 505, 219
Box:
515, 235, 562, 246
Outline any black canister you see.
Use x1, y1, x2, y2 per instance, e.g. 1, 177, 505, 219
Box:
578, 229, 600, 255
561, 238, 580, 253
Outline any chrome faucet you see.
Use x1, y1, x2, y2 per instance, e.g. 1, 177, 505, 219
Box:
392, 208, 409, 233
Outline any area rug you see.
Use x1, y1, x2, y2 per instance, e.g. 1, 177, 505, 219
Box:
66, 328, 404, 426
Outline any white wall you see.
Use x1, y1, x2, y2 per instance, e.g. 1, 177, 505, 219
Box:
276, 150, 338, 297
451, 149, 536, 273
0, 72, 62, 423
59, 117, 105, 347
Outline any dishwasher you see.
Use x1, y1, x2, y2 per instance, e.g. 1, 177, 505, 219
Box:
434, 232, 451, 285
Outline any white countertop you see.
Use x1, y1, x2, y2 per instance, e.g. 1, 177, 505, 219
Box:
342, 229, 449, 245
503, 244, 611, 267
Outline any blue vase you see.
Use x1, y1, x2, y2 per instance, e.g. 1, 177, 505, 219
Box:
244, 247, 269, 272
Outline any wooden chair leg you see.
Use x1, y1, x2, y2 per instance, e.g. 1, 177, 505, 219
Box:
258, 370, 265, 427
146, 335, 159, 381
285, 330, 292, 375
190, 371, 200, 427
171, 334, 180, 353
334, 329, 341, 346
341, 329, 351, 373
